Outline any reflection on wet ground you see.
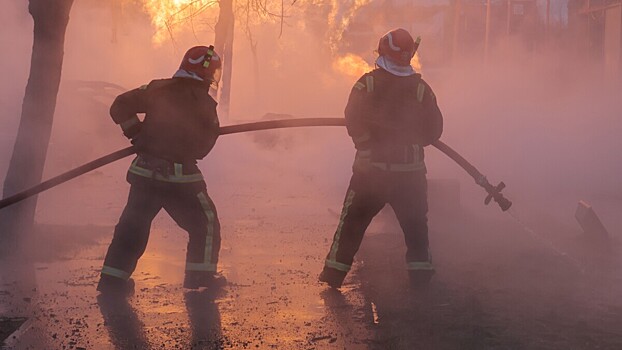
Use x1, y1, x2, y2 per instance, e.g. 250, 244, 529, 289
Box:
0, 171, 374, 349
3, 140, 622, 349
97, 288, 225, 350
185, 289, 224, 349
97, 294, 150, 349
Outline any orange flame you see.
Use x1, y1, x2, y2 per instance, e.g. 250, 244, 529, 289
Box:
412, 52, 422, 72
327, 0, 372, 53
325, 1, 423, 77
141, 0, 217, 45
333, 53, 423, 78
332, 53, 373, 78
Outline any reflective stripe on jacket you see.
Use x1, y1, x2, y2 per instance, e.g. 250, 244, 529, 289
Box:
127, 154, 204, 183
345, 69, 443, 173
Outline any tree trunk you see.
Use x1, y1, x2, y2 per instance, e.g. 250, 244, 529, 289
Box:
214, 0, 235, 121
0, 0, 74, 257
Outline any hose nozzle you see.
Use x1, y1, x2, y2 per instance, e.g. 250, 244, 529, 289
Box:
483, 181, 512, 211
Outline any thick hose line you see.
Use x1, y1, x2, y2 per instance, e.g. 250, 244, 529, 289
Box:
0, 118, 346, 210
431, 140, 484, 181
434, 140, 512, 211
0, 146, 136, 211
219, 117, 346, 135
0, 117, 509, 211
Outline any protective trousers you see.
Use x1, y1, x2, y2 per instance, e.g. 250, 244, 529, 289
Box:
101, 178, 221, 282
324, 169, 431, 276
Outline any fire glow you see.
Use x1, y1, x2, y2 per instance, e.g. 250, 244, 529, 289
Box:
333, 53, 373, 78
140, 0, 422, 77
332, 52, 423, 77
142, 0, 217, 45
327, 0, 372, 52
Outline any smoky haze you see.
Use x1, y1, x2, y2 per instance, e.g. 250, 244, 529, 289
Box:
0, 0, 618, 253
0, 0, 618, 251
0, 1, 621, 347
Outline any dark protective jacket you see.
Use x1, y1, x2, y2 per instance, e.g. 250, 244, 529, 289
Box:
110, 77, 219, 183
345, 68, 443, 172
111, 77, 219, 163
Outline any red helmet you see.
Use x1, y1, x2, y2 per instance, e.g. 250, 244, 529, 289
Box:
179, 45, 222, 82
377, 28, 419, 66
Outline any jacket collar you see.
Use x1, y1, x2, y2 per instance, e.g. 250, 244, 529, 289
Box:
375, 56, 416, 77
172, 69, 204, 81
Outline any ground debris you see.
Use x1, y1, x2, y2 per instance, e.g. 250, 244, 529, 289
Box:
309, 334, 336, 342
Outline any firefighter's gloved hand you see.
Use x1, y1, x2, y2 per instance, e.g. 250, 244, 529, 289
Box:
122, 122, 142, 139
129, 133, 143, 151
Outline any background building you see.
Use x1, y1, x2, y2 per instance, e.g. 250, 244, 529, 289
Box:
568, 0, 621, 77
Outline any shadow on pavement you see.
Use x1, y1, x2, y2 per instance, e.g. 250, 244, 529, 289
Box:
97, 294, 151, 349
318, 286, 372, 348
184, 289, 224, 349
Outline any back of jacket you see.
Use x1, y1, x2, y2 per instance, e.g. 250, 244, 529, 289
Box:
345, 68, 443, 171
110, 77, 219, 164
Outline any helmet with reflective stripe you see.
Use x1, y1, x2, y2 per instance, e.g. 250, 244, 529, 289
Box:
377, 28, 418, 66
179, 45, 222, 82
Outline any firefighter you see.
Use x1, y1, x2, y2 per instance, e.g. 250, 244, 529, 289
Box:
97, 46, 224, 296
319, 28, 443, 289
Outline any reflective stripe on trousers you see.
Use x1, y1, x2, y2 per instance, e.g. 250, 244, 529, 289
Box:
407, 261, 434, 270
325, 190, 356, 272
185, 192, 217, 272
101, 265, 131, 280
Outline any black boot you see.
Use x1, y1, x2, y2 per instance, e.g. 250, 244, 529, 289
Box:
183, 271, 227, 290
319, 267, 347, 289
408, 269, 434, 289
97, 274, 135, 298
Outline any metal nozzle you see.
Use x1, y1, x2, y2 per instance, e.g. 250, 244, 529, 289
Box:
484, 181, 512, 211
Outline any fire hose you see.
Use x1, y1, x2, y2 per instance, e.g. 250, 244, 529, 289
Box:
0, 118, 511, 211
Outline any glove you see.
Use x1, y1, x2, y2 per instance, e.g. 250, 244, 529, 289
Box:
122, 122, 142, 139
129, 132, 143, 152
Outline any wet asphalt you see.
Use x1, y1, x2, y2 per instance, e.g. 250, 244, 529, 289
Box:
2, 133, 622, 349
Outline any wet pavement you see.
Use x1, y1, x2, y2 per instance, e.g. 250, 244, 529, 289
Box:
2, 134, 622, 349
0, 140, 375, 349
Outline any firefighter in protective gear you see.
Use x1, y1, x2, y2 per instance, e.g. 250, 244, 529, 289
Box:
97, 46, 224, 296
319, 29, 443, 289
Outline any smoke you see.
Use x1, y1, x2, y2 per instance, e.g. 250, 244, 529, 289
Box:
427, 45, 622, 228
0, 1, 620, 253
1, 4, 621, 348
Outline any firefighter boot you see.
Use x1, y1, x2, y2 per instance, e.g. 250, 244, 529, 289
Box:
183, 271, 227, 290
408, 268, 435, 290
319, 267, 347, 289
97, 274, 135, 298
